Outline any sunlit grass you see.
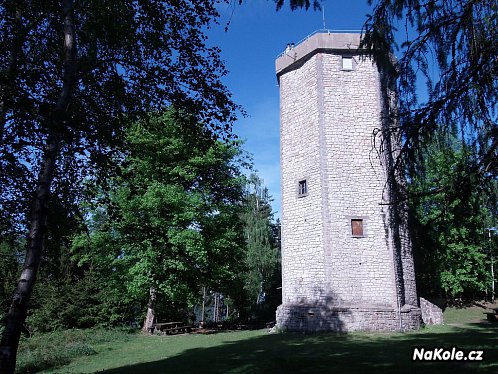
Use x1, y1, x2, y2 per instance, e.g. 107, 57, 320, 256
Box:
443, 302, 494, 325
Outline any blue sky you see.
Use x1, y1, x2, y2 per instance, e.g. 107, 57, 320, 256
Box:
208, 0, 374, 219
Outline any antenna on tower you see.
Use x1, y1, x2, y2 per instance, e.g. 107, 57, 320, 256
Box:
322, 5, 326, 30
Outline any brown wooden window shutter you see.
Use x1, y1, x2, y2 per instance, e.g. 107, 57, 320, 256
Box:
351, 219, 363, 236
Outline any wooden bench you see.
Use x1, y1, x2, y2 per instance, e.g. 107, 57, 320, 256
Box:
483, 308, 498, 322
152, 321, 192, 334
165, 325, 192, 335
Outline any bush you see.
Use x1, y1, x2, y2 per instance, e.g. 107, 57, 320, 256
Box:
27, 272, 141, 332
16, 328, 135, 373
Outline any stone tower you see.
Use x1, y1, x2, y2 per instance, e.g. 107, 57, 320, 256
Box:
275, 31, 421, 332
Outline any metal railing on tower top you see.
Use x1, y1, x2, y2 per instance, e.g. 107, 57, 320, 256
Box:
277, 29, 363, 59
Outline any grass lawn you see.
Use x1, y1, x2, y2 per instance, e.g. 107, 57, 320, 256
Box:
19, 305, 498, 373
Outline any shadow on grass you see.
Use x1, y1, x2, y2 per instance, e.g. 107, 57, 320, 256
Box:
100, 322, 498, 374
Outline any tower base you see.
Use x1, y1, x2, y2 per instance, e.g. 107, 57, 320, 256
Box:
275, 303, 421, 333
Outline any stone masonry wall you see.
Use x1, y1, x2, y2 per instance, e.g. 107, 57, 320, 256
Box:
320, 52, 397, 308
276, 304, 421, 332
419, 297, 444, 325
280, 54, 325, 305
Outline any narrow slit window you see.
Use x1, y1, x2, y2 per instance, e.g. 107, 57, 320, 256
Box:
351, 219, 363, 236
342, 56, 353, 70
298, 179, 308, 197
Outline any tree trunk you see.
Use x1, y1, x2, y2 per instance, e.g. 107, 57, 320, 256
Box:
214, 292, 218, 323
142, 287, 157, 334
201, 286, 206, 327
0, 133, 60, 373
0, 2, 76, 372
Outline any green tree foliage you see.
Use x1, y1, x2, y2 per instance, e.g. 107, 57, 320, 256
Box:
409, 133, 496, 298
28, 271, 108, 332
68, 110, 246, 329
0, 241, 20, 319
237, 0, 321, 11
240, 174, 280, 321
275, 0, 321, 11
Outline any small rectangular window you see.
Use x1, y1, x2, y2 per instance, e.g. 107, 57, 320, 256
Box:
298, 179, 308, 197
351, 219, 363, 236
342, 56, 353, 70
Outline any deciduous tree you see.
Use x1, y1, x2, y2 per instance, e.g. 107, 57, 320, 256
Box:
72, 110, 246, 333
409, 133, 496, 298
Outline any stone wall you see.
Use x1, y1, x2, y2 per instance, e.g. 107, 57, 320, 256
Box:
275, 304, 421, 332
279, 53, 325, 306
419, 297, 444, 325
